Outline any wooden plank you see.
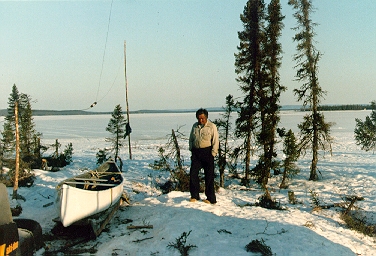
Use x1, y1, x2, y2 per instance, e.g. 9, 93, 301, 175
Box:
89, 199, 122, 237
63, 181, 117, 187
89, 172, 121, 174
127, 225, 153, 229
88, 172, 122, 176
74, 178, 107, 182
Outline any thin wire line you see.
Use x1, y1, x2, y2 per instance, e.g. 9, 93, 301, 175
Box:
96, 55, 124, 104
94, 0, 114, 104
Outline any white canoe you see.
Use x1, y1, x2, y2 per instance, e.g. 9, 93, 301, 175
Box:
56, 161, 124, 227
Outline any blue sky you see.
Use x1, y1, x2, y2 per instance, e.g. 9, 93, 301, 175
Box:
1, 0, 375, 112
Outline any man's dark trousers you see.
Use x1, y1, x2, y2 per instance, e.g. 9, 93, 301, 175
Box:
190, 147, 216, 204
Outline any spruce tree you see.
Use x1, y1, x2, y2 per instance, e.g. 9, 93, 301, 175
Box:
234, 0, 265, 183
0, 84, 42, 187
354, 101, 376, 152
1, 85, 19, 158
289, 0, 333, 181
1, 85, 40, 168
105, 104, 127, 161
279, 129, 300, 189
252, 0, 285, 187
235, 0, 285, 187
19, 93, 41, 166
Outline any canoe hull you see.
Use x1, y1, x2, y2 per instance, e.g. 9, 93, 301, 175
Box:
56, 161, 124, 227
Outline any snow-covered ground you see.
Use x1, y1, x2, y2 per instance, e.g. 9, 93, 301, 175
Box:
3, 110, 376, 255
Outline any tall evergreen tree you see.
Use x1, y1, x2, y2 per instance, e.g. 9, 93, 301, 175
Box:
289, 0, 332, 181
19, 93, 41, 165
105, 104, 127, 161
0, 84, 41, 187
252, 0, 285, 187
1, 85, 40, 167
235, 0, 285, 187
234, 0, 265, 183
1, 85, 19, 158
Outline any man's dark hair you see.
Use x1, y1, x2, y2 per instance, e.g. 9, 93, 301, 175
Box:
196, 108, 208, 118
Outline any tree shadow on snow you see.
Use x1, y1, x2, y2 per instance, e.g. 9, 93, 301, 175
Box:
104, 193, 359, 256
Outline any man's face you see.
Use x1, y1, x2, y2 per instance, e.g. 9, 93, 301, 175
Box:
197, 114, 207, 125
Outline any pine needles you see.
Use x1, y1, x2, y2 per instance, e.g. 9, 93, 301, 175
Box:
167, 230, 197, 256
245, 238, 273, 255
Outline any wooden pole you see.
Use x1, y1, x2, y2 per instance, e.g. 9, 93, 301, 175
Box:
124, 41, 132, 159
12, 102, 20, 200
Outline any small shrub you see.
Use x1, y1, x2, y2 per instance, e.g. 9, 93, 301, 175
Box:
149, 147, 172, 172
167, 230, 197, 256
341, 210, 375, 237
151, 143, 191, 194
96, 148, 110, 165
46, 140, 74, 168
245, 238, 272, 255
2, 166, 35, 187
172, 169, 190, 192
217, 229, 232, 234
256, 191, 283, 210
63, 142, 73, 164
279, 129, 300, 189
309, 189, 321, 207
157, 169, 190, 194
288, 191, 298, 204
240, 177, 251, 187
303, 221, 315, 229
158, 179, 176, 194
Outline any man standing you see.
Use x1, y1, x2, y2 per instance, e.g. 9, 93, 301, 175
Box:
189, 108, 219, 204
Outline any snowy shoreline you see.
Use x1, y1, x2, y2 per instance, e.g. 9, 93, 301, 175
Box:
3, 111, 376, 255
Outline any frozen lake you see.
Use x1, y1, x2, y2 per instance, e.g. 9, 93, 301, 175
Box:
30, 109, 370, 140
0, 110, 371, 157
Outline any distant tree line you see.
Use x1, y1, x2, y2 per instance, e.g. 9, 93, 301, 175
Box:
317, 104, 371, 111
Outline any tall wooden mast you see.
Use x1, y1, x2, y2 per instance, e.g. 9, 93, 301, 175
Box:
124, 41, 132, 159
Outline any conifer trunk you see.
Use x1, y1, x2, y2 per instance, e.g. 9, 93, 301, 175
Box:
310, 94, 319, 180
12, 102, 20, 200
171, 129, 182, 171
